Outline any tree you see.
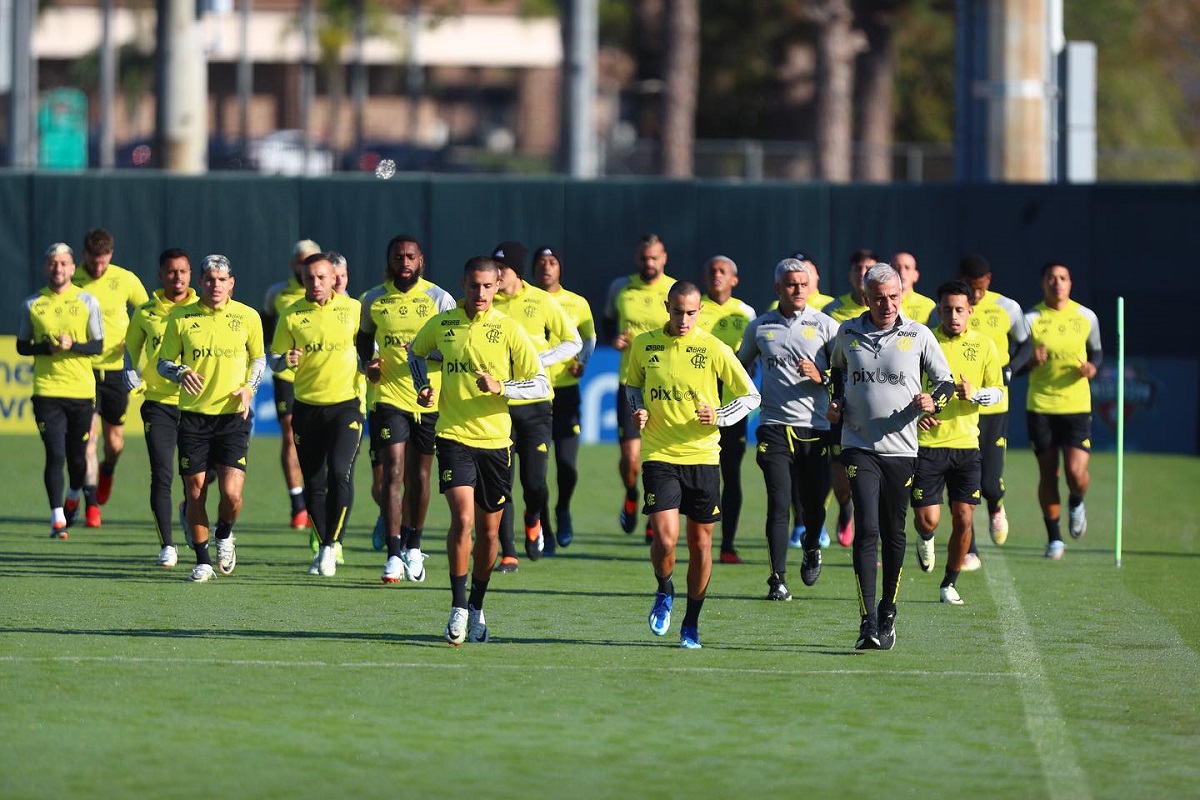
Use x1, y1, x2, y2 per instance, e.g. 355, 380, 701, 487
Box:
854, 0, 900, 181
661, 0, 699, 176
811, 0, 864, 182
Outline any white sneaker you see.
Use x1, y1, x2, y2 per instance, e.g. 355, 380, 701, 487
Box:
215, 537, 236, 575
940, 584, 964, 605
915, 535, 935, 572
961, 553, 982, 572
308, 551, 322, 575
189, 563, 214, 582
445, 607, 468, 646
1045, 540, 1065, 560
382, 555, 406, 583
318, 544, 337, 577
467, 606, 489, 643
402, 548, 426, 582
989, 508, 1009, 545
158, 545, 178, 568
1068, 503, 1087, 539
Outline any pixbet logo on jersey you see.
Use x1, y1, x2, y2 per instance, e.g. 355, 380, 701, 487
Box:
851, 368, 907, 386
649, 386, 699, 403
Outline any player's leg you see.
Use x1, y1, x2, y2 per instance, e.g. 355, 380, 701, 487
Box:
142, 400, 181, 562
911, 449, 944, 573
644, 462, 681, 637
462, 444, 513, 643
1028, 412, 1066, 555
794, 434, 833, 588
549, 385, 581, 545
374, 405, 409, 576
877, 456, 915, 616
208, 414, 250, 575
755, 425, 795, 594
402, 412, 437, 551
33, 397, 70, 534
274, 377, 307, 528
496, 436, 521, 571
178, 411, 215, 578
843, 449, 882, 648
616, 384, 642, 533
1062, 413, 1092, 539
940, 450, 981, 603
95, 372, 128, 505
679, 464, 721, 648
292, 402, 329, 551
516, 403, 552, 558
716, 418, 747, 563
323, 400, 364, 548
978, 412, 1009, 545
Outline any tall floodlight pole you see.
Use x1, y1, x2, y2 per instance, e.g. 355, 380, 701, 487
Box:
352, 0, 366, 156
237, 0, 252, 153
7, 0, 35, 168
99, 0, 116, 169
300, 0, 315, 168
564, 0, 598, 178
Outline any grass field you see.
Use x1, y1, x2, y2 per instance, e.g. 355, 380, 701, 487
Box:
1, 435, 1198, 799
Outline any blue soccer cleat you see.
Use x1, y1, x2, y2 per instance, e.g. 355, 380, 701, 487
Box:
679, 626, 702, 650
648, 592, 673, 636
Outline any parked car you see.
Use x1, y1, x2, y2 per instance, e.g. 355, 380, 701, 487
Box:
245, 130, 334, 176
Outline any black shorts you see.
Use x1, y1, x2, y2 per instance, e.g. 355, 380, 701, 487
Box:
33, 395, 94, 445
642, 461, 722, 523
435, 436, 512, 513
616, 382, 640, 442
93, 369, 129, 426
911, 447, 982, 507
273, 376, 296, 419
177, 411, 252, 475
370, 403, 438, 457
1027, 411, 1092, 455
140, 399, 181, 474
551, 384, 582, 440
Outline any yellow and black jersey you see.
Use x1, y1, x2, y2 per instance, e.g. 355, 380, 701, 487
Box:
72, 263, 149, 371
18, 285, 105, 399
126, 288, 199, 404
918, 328, 1002, 450
159, 299, 265, 416
1025, 300, 1102, 415
359, 279, 456, 413
272, 292, 362, 406
901, 292, 936, 326
545, 287, 595, 389
823, 291, 869, 324
263, 277, 305, 384
604, 273, 677, 378
493, 281, 580, 406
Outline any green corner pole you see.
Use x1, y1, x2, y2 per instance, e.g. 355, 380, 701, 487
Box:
1116, 296, 1125, 567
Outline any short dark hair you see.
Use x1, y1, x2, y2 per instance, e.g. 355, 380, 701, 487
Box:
464, 256, 500, 277
1040, 261, 1068, 277
850, 248, 877, 266
639, 233, 664, 249
667, 280, 701, 303
302, 252, 333, 267
158, 247, 190, 269
936, 279, 974, 305
958, 254, 991, 280
84, 228, 114, 255
386, 235, 421, 260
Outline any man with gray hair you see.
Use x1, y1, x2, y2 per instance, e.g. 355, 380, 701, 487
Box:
159, 254, 267, 582
738, 258, 839, 600
827, 262, 954, 650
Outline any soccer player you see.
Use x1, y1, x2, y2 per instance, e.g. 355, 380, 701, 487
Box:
911, 281, 1003, 605
158, 255, 266, 583
532, 245, 596, 549
263, 239, 322, 531
827, 263, 953, 651
72, 228, 149, 522
626, 281, 760, 649
271, 252, 364, 577
695, 255, 756, 564
738, 258, 838, 600
357, 235, 456, 584
893, 250, 936, 325
407, 256, 550, 645
18, 243, 105, 538
951, 254, 1032, 568
604, 234, 676, 542
1021, 262, 1101, 560
490, 241, 581, 570
124, 248, 198, 567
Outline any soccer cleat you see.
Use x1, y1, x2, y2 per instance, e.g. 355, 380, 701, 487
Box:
524, 519, 544, 561
648, 592, 673, 636
467, 606, 489, 643
989, 508, 1009, 546
719, 550, 743, 565
216, 537, 236, 575
158, 545, 178, 568
445, 607, 469, 646
381, 555, 406, 583
495, 556, 519, 573
189, 563, 214, 582
915, 535, 936, 573
50, 522, 69, 540
96, 466, 114, 505
961, 553, 982, 572
818, 527, 831, 548
64, 497, 80, 527
878, 610, 897, 651
766, 574, 792, 602
679, 626, 702, 649
789, 525, 805, 548
371, 515, 385, 551
317, 544, 336, 577
309, 528, 319, 554
85, 505, 102, 528
1068, 503, 1087, 539
837, 517, 854, 547
308, 552, 322, 575
556, 508, 574, 547
855, 615, 880, 650
800, 548, 823, 586
333, 541, 345, 565
1045, 540, 1065, 560
619, 497, 638, 533
940, 584, 964, 605
401, 548, 426, 582
291, 509, 310, 531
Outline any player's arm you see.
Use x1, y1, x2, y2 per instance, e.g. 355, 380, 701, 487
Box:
1081, 307, 1103, 378
127, 273, 150, 312
602, 278, 625, 343
970, 338, 1005, 407
919, 329, 955, 413
406, 318, 438, 396
713, 345, 761, 427
122, 312, 148, 390
268, 313, 298, 373
15, 298, 54, 356
735, 317, 762, 377
623, 344, 648, 428
498, 324, 550, 400
244, 316, 267, 392
574, 305, 597, 370
157, 314, 191, 384
539, 301, 583, 366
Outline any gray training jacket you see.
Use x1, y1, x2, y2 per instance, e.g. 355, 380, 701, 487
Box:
737, 305, 839, 430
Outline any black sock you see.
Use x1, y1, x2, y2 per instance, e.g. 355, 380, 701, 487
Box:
468, 578, 489, 610
1045, 517, 1062, 542
214, 520, 233, 540
918, 530, 935, 542
625, 486, 638, 502
194, 540, 212, 565
404, 525, 423, 550
100, 462, 115, 476
682, 595, 705, 628
386, 535, 404, 559
289, 491, 305, 515
987, 499, 1002, 516
1068, 495, 1083, 509
941, 570, 960, 588
657, 574, 674, 597
83, 485, 98, 507
450, 574, 468, 608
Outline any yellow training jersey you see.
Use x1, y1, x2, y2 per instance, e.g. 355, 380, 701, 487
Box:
963, 290, 1028, 415
697, 294, 756, 404
126, 288, 199, 404
605, 273, 676, 379
409, 306, 543, 449
1025, 300, 1102, 415
492, 281, 576, 406
545, 287, 595, 389
72, 263, 149, 371
918, 328, 1002, 450
902, 292, 936, 326
624, 326, 756, 466
359, 279, 457, 414
160, 298, 266, 416
823, 291, 868, 323
272, 292, 362, 406
768, 292, 833, 313
263, 277, 306, 385
18, 285, 105, 399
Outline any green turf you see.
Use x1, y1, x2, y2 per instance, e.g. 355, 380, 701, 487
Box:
1, 437, 1198, 799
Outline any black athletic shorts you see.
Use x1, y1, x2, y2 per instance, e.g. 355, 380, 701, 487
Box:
93, 369, 129, 426
911, 447, 982, 507
435, 436, 512, 513
33, 395, 94, 444
273, 376, 296, 419
616, 382, 640, 442
642, 461, 722, 523
1026, 411, 1092, 455
551, 384, 582, 441
370, 403, 438, 457
177, 410, 252, 475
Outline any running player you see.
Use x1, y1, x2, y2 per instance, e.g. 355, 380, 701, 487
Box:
893, 250, 936, 325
